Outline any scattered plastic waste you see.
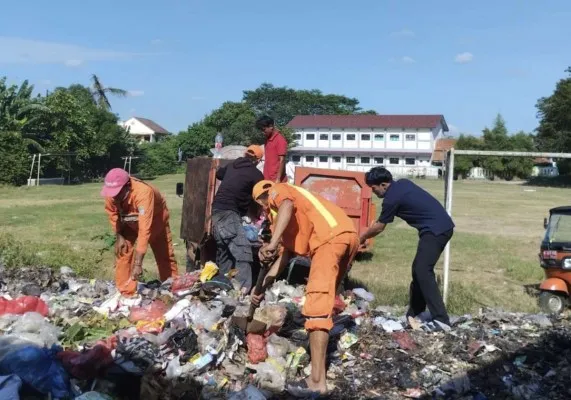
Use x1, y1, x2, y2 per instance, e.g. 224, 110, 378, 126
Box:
0, 296, 49, 317
0, 265, 569, 399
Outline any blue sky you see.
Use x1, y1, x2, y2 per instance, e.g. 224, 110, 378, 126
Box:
1, 0, 570, 136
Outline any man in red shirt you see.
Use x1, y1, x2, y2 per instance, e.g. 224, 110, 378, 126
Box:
256, 116, 288, 183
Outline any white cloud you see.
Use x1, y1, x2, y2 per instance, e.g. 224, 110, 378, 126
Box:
390, 29, 415, 38
150, 39, 162, 45
0, 36, 141, 65
64, 59, 83, 67
127, 90, 145, 97
454, 52, 474, 64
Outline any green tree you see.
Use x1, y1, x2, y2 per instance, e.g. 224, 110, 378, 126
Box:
137, 136, 179, 177
177, 122, 217, 159
89, 74, 127, 111
0, 132, 30, 185
454, 134, 483, 177
243, 83, 373, 127
535, 67, 571, 152
203, 101, 260, 145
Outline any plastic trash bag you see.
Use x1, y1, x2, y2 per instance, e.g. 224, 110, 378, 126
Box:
0, 296, 49, 317
352, 288, 375, 302
246, 333, 267, 364
167, 328, 198, 362
0, 374, 22, 400
0, 344, 71, 398
171, 272, 200, 294
188, 301, 224, 331
228, 384, 267, 400
266, 334, 292, 359
11, 312, 61, 347
129, 300, 169, 323
243, 225, 259, 242
57, 345, 114, 380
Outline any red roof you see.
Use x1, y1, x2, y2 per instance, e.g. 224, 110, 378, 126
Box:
134, 117, 169, 134
432, 138, 457, 162
287, 114, 448, 131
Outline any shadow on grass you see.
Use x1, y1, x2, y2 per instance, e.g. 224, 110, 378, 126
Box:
524, 283, 540, 298
354, 252, 374, 262
524, 175, 571, 188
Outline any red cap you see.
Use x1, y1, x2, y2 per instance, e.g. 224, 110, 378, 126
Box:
100, 168, 130, 197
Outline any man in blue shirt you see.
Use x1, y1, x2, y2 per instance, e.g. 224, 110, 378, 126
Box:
360, 167, 454, 328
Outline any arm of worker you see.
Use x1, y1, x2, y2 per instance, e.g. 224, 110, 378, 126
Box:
105, 198, 127, 257
216, 165, 227, 180
359, 201, 398, 245
260, 199, 293, 260
277, 155, 286, 183
132, 188, 156, 279
251, 249, 291, 306
276, 135, 288, 182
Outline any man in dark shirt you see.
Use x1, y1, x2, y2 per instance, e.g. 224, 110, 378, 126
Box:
211, 145, 265, 292
360, 167, 454, 328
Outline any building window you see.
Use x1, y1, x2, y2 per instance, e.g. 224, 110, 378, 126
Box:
332, 156, 341, 163
294, 133, 301, 141
405, 134, 415, 141
347, 134, 356, 141
292, 155, 301, 163
319, 134, 329, 141
360, 157, 370, 164
319, 156, 328, 163
389, 157, 399, 165
390, 134, 400, 142
374, 157, 384, 165
346, 157, 356, 164
405, 158, 416, 165
361, 134, 371, 141
332, 134, 341, 141
306, 156, 315, 162
306, 134, 315, 140
374, 134, 384, 141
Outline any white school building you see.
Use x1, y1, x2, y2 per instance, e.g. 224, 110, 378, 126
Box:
286, 114, 450, 178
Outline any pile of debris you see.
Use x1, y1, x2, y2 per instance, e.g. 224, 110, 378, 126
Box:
0, 264, 569, 399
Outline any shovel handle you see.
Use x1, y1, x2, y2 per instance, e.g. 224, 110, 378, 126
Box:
248, 262, 270, 319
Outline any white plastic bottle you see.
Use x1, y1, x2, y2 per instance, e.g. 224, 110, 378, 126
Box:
214, 132, 223, 159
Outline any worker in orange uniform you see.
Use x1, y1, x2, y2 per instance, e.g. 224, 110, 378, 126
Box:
251, 180, 359, 396
101, 168, 178, 296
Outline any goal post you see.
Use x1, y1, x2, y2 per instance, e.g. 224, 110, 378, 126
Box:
442, 149, 571, 305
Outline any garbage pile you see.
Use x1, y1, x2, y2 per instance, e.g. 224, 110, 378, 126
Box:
0, 264, 570, 399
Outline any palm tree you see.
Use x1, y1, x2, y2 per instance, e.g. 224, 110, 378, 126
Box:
89, 74, 127, 111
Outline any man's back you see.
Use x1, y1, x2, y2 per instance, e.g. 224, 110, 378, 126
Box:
213, 158, 264, 215
380, 179, 454, 236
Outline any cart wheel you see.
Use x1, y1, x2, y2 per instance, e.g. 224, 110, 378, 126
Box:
539, 291, 567, 315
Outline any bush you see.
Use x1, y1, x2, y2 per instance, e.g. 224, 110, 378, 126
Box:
0, 132, 31, 186
137, 137, 179, 177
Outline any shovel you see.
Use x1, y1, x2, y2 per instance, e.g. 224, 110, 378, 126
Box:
232, 261, 272, 334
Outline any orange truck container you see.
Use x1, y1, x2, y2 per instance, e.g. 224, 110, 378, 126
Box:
294, 167, 376, 251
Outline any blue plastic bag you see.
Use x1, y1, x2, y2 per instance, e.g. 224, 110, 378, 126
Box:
0, 344, 71, 398
243, 225, 259, 242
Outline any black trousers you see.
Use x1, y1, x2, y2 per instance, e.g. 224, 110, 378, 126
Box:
408, 229, 453, 325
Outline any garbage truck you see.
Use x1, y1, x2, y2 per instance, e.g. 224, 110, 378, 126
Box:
176, 151, 376, 283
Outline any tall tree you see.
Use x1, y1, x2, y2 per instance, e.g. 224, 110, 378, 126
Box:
243, 83, 373, 127
89, 74, 127, 111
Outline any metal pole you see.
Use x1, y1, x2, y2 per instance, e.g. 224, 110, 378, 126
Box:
37, 153, 41, 187
442, 148, 455, 305
128, 156, 132, 176
28, 154, 36, 185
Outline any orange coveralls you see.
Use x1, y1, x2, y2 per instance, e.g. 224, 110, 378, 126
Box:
267, 184, 359, 331
104, 178, 178, 295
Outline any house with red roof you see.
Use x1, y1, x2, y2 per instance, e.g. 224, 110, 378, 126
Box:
285, 114, 449, 177
119, 117, 170, 143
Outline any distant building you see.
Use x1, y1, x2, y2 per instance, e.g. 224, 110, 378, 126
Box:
532, 158, 559, 177
286, 114, 449, 178
119, 117, 169, 143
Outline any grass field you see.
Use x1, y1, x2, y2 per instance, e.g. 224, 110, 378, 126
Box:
1, 175, 568, 315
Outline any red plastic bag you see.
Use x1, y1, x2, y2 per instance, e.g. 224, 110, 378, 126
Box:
57, 345, 114, 380
0, 296, 49, 317
246, 333, 268, 364
172, 272, 200, 293
129, 300, 168, 323
333, 295, 346, 314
